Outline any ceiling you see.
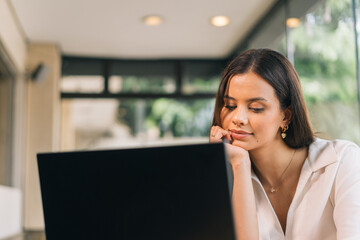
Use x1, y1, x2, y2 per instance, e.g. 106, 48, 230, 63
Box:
9, 0, 276, 59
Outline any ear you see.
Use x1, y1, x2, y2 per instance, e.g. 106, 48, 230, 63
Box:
281, 106, 292, 127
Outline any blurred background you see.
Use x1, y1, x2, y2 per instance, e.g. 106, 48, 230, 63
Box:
1, 0, 360, 239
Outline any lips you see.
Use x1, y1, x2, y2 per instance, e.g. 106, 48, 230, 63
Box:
229, 129, 253, 140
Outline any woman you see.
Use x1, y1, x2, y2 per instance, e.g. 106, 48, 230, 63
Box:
210, 48, 360, 240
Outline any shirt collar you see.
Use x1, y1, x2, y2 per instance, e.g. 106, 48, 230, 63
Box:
307, 138, 338, 172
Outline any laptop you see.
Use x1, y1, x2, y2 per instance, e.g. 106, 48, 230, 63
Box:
37, 143, 235, 240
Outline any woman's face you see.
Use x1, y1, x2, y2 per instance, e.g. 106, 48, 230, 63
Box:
220, 72, 289, 151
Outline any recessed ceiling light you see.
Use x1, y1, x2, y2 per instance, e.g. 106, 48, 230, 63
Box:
143, 15, 163, 26
210, 16, 230, 27
286, 18, 301, 28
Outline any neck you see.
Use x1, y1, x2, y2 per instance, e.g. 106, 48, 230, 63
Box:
249, 140, 303, 187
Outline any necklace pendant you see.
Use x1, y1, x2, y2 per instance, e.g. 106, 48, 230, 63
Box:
270, 187, 276, 193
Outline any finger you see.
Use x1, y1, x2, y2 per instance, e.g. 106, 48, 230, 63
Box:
210, 126, 221, 138
210, 126, 223, 143
210, 126, 231, 143
213, 126, 231, 141
223, 131, 232, 142
211, 126, 225, 138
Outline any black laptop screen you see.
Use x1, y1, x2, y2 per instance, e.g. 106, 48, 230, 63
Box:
38, 143, 235, 240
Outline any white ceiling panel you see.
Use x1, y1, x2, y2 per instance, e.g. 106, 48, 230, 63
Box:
10, 0, 276, 58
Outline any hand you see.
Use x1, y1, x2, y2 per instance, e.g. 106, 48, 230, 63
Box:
210, 125, 231, 143
210, 126, 251, 171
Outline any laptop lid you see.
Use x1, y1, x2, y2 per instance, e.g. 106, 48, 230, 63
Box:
37, 143, 235, 240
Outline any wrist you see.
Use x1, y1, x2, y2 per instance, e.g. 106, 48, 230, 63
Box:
231, 158, 251, 173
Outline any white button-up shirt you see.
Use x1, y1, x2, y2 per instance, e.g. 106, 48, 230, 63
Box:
251, 138, 360, 240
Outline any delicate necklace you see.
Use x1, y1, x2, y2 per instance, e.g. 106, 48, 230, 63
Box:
269, 149, 297, 193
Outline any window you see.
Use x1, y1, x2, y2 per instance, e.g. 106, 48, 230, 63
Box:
182, 61, 224, 94
61, 76, 104, 93
60, 59, 224, 151
61, 98, 214, 151
109, 61, 176, 94
109, 76, 176, 94
288, 0, 360, 143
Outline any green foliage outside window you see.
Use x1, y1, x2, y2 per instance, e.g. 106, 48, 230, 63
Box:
118, 99, 214, 138
288, 0, 360, 143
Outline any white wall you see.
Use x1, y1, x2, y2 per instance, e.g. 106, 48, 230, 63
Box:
24, 43, 61, 229
0, 0, 26, 72
0, 186, 22, 238
0, 0, 27, 238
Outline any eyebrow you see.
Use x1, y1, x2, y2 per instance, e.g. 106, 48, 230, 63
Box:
224, 95, 236, 100
224, 95, 268, 103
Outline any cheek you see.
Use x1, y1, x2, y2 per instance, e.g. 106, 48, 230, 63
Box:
252, 113, 281, 135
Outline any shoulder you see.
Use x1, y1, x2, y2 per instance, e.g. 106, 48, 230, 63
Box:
331, 138, 360, 157
310, 138, 360, 190
309, 138, 359, 161
306, 138, 359, 173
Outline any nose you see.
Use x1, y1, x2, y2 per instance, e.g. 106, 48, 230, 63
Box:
232, 106, 248, 126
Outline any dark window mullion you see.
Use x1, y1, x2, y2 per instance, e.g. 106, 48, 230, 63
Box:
103, 60, 110, 94
61, 92, 215, 99
175, 60, 183, 95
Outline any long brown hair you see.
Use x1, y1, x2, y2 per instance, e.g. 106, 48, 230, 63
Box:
212, 48, 314, 148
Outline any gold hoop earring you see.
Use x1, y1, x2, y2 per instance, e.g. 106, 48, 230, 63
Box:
281, 126, 288, 139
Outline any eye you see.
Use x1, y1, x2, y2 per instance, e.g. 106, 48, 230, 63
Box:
249, 107, 264, 113
224, 105, 237, 110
